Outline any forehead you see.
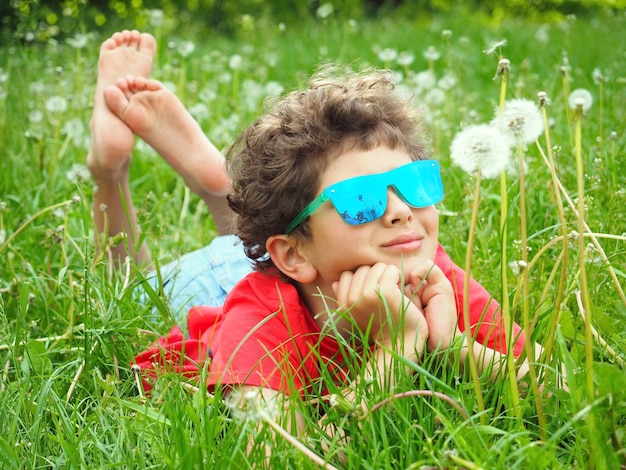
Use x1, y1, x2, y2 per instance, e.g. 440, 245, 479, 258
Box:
319, 145, 413, 189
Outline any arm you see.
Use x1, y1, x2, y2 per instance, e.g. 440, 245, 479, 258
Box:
406, 260, 544, 384
332, 262, 430, 384
453, 334, 544, 382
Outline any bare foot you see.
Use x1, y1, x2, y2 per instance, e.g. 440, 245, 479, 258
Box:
104, 75, 231, 196
87, 30, 157, 180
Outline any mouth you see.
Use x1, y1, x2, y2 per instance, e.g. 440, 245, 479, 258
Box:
382, 233, 423, 252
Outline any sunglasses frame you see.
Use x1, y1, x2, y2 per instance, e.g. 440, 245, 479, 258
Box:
284, 160, 443, 234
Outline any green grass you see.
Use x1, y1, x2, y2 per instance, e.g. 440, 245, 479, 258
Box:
1, 9, 625, 469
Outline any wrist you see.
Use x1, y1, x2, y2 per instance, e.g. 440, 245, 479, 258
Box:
377, 328, 427, 363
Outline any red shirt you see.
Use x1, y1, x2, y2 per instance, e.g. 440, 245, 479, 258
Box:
134, 244, 525, 395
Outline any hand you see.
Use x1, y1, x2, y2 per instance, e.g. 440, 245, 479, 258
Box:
404, 260, 457, 352
332, 262, 429, 358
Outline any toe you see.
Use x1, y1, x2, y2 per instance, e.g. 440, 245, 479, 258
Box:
138, 33, 157, 57
104, 82, 130, 120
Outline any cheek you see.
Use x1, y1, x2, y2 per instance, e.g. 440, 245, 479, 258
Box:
416, 207, 439, 234
430, 211, 439, 235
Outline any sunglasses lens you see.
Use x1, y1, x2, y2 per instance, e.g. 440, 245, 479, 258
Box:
395, 161, 443, 207
327, 160, 443, 226
327, 181, 386, 225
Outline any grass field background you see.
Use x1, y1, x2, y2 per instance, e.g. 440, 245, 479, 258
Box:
0, 8, 625, 468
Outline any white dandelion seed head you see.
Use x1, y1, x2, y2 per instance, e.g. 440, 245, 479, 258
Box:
592, 68, 605, 85
483, 39, 507, 55
189, 102, 209, 122
492, 98, 544, 145
412, 70, 437, 92
265, 51, 279, 67
535, 25, 550, 43
449, 124, 512, 178
498, 57, 510, 70
45, 96, 68, 113
438, 74, 457, 91
66, 163, 91, 184
423, 45, 440, 61
218, 71, 232, 84
537, 91, 550, 107
242, 79, 264, 110
228, 54, 243, 70
377, 47, 398, 63
0, 68, 9, 83
30, 80, 45, 94
147, 9, 164, 27
52, 208, 66, 219
387, 72, 401, 88
178, 41, 195, 58
66, 33, 88, 49
199, 87, 217, 102
568, 88, 593, 112
62, 117, 85, 140
396, 51, 415, 66
425, 88, 446, 106
329, 394, 340, 407
29, 110, 44, 124
264, 80, 284, 97
316, 2, 334, 19
394, 83, 413, 101
441, 29, 453, 39
508, 260, 528, 277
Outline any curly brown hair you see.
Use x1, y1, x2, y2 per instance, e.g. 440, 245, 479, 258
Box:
226, 67, 430, 274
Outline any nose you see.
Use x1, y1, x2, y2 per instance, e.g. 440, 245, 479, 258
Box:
382, 187, 413, 225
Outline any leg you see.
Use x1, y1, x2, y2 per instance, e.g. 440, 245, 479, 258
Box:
104, 76, 252, 319
87, 30, 156, 266
104, 76, 235, 235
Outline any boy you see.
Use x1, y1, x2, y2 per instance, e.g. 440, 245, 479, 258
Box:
90, 31, 530, 415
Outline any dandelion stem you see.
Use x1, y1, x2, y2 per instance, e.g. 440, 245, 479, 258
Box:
535, 101, 570, 366
496, 58, 521, 418
598, 80, 604, 143
562, 70, 573, 148
610, 134, 617, 188
574, 104, 598, 466
517, 143, 546, 438
260, 410, 338, 470
463, 173, 486, 421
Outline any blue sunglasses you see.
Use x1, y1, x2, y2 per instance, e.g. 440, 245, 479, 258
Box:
284, 160, 443, 234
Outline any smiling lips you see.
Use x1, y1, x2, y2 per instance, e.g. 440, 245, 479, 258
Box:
383, 233, 423, 252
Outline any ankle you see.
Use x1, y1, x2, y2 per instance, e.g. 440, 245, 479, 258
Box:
87, 155, 130, 183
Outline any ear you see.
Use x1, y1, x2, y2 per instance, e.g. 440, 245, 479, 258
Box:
266, 234, 318, 284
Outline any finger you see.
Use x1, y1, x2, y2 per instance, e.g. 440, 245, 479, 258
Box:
345, 263, 386, 305
334, 270, 355, 307
407, 262, 451, 301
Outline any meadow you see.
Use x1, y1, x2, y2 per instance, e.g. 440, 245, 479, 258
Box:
0, 7, 625, 469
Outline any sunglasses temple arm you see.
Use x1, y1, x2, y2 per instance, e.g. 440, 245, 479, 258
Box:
284, 193, 329, 234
